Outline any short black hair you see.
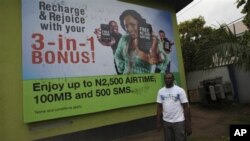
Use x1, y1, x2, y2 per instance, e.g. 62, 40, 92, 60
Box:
165, 72, 175, 80
108, 20, 117, 26
159, 30, 165, 34
119, 10, 147, 31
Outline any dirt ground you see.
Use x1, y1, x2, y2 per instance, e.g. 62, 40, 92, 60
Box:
114, 103, 250, 141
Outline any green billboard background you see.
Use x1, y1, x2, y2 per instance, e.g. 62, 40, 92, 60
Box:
23, 74, 168, 122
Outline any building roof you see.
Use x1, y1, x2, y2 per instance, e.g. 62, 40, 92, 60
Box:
228, 20, 248, 36
120, 0, 193, 12
157, 0, 193, 12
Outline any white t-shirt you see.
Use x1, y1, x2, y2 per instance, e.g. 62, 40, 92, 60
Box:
156, 85, 188, 123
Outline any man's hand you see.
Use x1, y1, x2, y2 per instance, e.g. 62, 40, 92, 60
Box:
156, 121, 162, 132
94, 28, 114, 46
156, 103, 163, 132
94, 28, 101, 39
182, 103, 192, 136
185, 124, 192, 136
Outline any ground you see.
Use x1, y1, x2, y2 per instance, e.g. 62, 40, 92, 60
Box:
114, 103, 250, 141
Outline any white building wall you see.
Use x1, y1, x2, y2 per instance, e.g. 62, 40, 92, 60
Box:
186, 66, 231, 90
186, 20, 250, 103
234, 68, 250, 103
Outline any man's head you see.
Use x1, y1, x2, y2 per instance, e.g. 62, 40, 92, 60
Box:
119, 10, 147, 39
159, 30, 166, 41
164, 72, 175, 88
109, 21, 119, 33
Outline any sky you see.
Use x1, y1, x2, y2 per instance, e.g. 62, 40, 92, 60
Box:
176, 0, 245, 28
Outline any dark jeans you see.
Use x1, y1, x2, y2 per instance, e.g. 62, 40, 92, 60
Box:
163, 121, 187, 141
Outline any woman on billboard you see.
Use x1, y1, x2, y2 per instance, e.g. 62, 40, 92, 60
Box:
115, 10, 162, 74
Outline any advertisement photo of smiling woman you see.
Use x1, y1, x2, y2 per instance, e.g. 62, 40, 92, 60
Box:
115, 9, 161, 74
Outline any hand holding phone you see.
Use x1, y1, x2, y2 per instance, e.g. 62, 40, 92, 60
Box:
100, 24, 111, 42
138, 23, 152, 54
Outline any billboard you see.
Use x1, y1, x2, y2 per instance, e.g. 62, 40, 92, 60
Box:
22, 0, 179, 123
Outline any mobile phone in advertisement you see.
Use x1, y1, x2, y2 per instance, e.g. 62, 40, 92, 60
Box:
138, 23, 152, 53
163, 38, 173, 53
100, 24, 111, 42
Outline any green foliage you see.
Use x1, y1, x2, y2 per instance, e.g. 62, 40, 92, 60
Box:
236, 0, 249, 29
178, 0, 250, 72
178, 15, 250, 72
178, 16, 214, 71
236, 0, 250, 69
236, 0, 250, 53
194, 26, 249, 70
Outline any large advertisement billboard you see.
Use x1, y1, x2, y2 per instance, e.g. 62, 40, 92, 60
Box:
22, 0, 179, 123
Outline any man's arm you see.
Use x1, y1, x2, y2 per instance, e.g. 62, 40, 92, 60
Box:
98, 37, 116, 46
114, 36, 125, 74
156, 103, 163, 131
182, 103, 192, 136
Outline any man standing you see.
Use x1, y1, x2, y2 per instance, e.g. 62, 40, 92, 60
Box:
156, 73, 192, 141
155, 30, 174, 73
94, 21, 122, 74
